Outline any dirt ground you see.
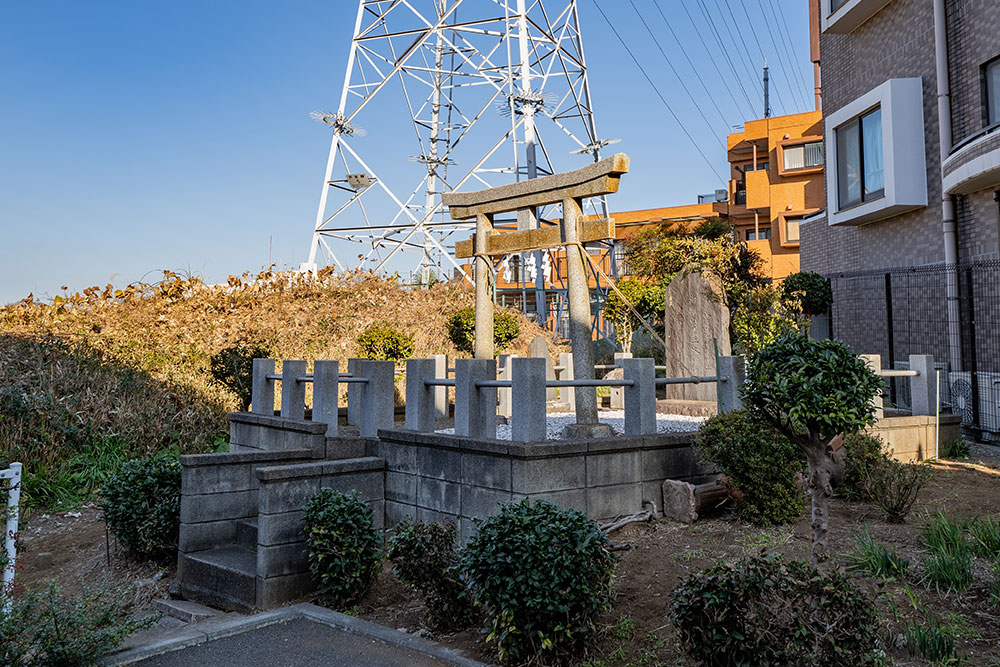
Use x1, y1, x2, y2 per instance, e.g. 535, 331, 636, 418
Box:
13, 456, 1000, 666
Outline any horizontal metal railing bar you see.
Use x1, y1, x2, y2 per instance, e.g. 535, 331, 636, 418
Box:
424, 379, 456, 387
476, 380, 511, 388
879, 370, 919, 377
339, 378, 370, 384
655, 376, 718, 385
548, 379, 635, 387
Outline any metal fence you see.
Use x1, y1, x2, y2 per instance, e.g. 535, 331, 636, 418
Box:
827, 260, 1000, 442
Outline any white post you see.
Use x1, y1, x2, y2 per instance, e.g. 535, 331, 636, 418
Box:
610, 352, 632, 410
498, 354, 516, 418
908, 355, 935, 417
2, 462, 22, 612
432, 354, 449, 419
860, 354, 884, 420
558, 352, 575, 411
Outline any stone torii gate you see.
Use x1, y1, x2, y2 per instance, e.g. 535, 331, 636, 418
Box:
442, 153, 629, 436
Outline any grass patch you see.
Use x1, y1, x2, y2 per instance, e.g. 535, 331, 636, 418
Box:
967, 515, 1000, 558
921, 513, 974, 594
844, 528, 909, 580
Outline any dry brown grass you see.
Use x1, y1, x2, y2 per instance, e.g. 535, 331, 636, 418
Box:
0, 268, 550, 507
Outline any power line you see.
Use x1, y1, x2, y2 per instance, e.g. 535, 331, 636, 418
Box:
708, 0, 778, 114
654, 0, 752, 122
731, 0, 796, 114
762, 0, 813, 109
689, 0, 758, 116
591, 0, 728, 185
718, 0, 785, 115
626, 0, 729, 149
754, 0, 808, 110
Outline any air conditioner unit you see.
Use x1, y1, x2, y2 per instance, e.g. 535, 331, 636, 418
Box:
948, 371, 1000, 438
714, 189, 729, 202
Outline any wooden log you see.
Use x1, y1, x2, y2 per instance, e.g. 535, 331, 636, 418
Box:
662, 478, 730, 524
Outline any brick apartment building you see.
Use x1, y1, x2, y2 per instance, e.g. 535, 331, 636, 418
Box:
800, 0, 1000, 439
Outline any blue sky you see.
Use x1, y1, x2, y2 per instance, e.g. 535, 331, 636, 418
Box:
0, 0, 813, 305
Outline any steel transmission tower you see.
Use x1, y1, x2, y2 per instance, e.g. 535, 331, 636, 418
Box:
303, 0, 612, 297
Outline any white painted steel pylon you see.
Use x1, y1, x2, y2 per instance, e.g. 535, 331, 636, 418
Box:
302, 0, 611, 287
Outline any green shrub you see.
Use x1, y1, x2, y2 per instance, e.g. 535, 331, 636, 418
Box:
603, 278, 663, 354
303, 489, 382, 609
781, 271, 833, 316
730, 283, 804, 357
100, 456, 181, 557
355, 322, 415, 362
209, 341, 271, 411
670, 554, 882, 667
445, 307, 521, 355
864, 457, 932, 524
695, 410, 805, 525
0, 581, 153, 666
844, 528, 909, 580
386, 520, 476, 632
967, 515, 1000, 557
939, 438, 971, 460
460, 499, 617, 664
841, 432, 891, 500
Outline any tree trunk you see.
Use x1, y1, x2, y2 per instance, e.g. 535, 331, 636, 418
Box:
802, 434, 837, 567
620, 323, 633, 354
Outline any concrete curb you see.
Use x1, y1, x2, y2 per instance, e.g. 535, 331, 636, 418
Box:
104, 603, 486, 666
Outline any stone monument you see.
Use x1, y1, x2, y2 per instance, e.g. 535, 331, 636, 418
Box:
663, 270, 730, 402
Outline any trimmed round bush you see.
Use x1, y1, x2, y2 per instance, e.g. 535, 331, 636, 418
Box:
100, 456, 181, 557
355, 322, 415, 361
303, 489, 382, 608
386, 520, 476, 632
781, 271, 833, 316
209, 341, 271, 411
460, 499, 617, 664
671, 554, 883, 666
446, 307, 521, 355
695, 410, 805, 525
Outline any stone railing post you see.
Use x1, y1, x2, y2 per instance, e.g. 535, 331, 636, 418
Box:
558, 352, 575, 411
610, 351, 633, 410
347, 358, 363, 426
357, 360, 395, 438
405, 359, 437, 432
860, 354, 884, 419
432, 354, 449, 419
717, 356, 746, 413
511, 357, 547, 442
280, 360, 307, 420
312, 360, 339, 437
498, 354, 516, 418
251, 358, 275, 415
622, 358, 656, 435
909, 354, 935, 416
454, 358, 497, 439
529, 336, 557, 402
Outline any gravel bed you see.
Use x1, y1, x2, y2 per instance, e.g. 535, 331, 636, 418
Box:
437, 411, 704, 441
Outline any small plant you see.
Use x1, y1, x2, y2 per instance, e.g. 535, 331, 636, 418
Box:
603, 278, 663, 354
904, 617, 966, 665
922, 513, 974, 594
386, 520, 476, 632
209, 341, 271, 411
445, 306, 521, 355
303, 489, 382, 609
355, 322, 415, 362
670, 554, 882, 666
967, 515, 1000, 557
100, 455, 181, 557
0, 581, 154, 666
780, 271, 833, 316
864, 458, 933, 523
939, 438, 971, 460
844, 528, 910, 580
840, 432, 891, 500
695, 410, 805, 525
460, 499, 617, 664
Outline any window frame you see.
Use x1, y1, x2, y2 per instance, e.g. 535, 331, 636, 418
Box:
835, 106, 885, 210
777, 136, 825, 176
984, 56, 1000, 130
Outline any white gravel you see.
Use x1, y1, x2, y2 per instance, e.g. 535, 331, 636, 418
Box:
437, 411, 704, 441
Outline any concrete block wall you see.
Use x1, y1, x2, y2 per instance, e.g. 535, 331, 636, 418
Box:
178, 449, 315, 557
254, 457, 386, 609
375, 430, 707, 542
229, 412, 327, 457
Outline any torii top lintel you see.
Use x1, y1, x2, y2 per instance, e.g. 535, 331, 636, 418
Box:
441, 153, 630, 221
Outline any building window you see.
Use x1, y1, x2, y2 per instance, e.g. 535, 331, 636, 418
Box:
746, 228, 771, 241
743, 162, 769, 172
836, 107, 884, 209
784, 215, 802, 242
783, 141, 824, 171
986, 57, 1000, 127
831, 0, 849, 11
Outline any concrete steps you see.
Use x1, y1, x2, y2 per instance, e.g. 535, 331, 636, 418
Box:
178, 546, 257, 613
236, 518, 258, 552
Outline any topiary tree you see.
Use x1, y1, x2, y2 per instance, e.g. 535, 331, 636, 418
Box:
100, 456, 181, 558
603, 278, 663, 354
445, 306, 520, 356
781, 271, 833, 317
743, 333, 883, 565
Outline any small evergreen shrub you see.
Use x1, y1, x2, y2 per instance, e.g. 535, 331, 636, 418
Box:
864, 458, 933, 523
695, 410, 805, 525
209, 341, 271, 410
355, 322, 415, 362
460, 499, 617, 664
386, 520, 476, 632
100, 456, 181, 557
670, 554, 882, 666
781, 271, 833, 316
939, 438, 971, 460
446, 307, 521, 355
0, 581, 153, 666
841, 432, 891, 500
303, 489, 382, 608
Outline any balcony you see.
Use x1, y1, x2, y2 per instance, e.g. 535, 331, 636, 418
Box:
821, 0, 893, 34
745, 169, 770, 210
942, 126, 1000, 195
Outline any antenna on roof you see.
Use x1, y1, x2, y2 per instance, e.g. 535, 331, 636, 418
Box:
763, 64, 771, 119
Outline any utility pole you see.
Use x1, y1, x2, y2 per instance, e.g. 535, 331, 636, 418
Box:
763, 65, 771, 118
